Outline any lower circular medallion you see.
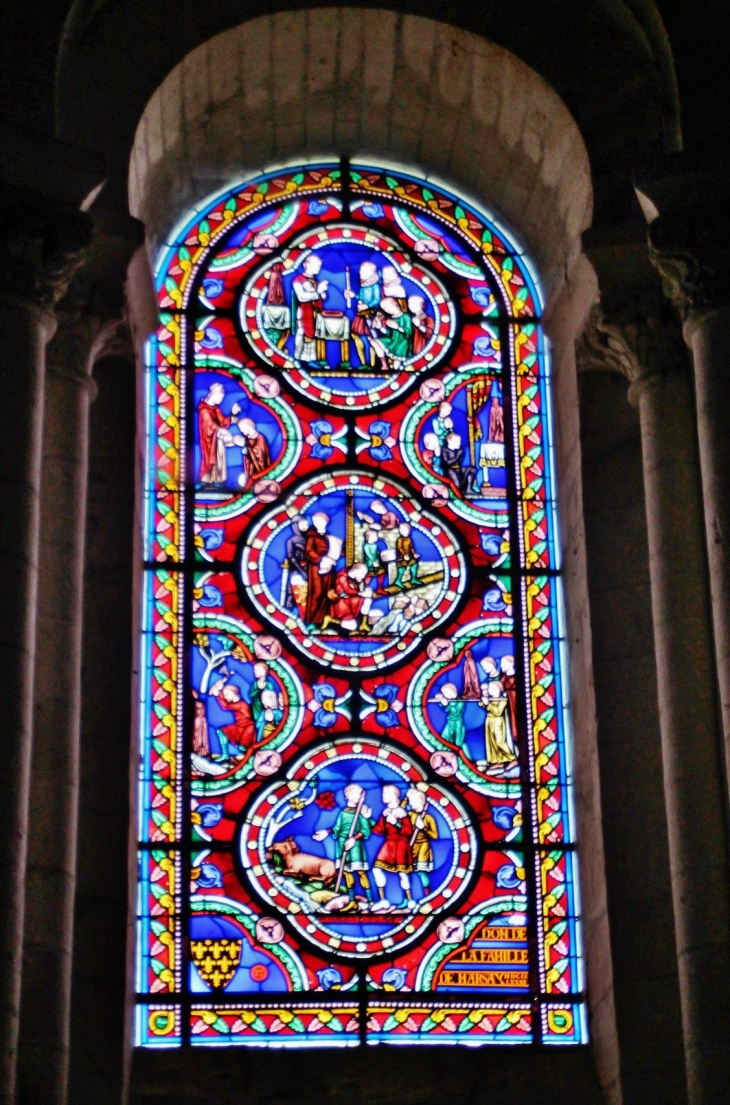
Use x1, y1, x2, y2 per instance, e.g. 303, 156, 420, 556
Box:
238, 739, 477, 959
240, 470, 466, 672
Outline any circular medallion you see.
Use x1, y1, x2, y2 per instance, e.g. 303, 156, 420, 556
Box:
240, 471, 466, 672
194, 366, 302, 523
190, 616, 305, 796
239, 738, 477, 959
239, 223, 455, 408
401, 366, 512, 530
407, 620, 522, 798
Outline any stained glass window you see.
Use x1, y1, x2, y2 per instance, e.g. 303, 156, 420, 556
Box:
136, 161, 587, 1049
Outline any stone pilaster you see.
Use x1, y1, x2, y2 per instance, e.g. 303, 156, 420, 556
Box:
0, 188, 92, 1105
580, 301, 730, 1103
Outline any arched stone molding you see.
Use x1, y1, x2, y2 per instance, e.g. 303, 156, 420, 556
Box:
128, 9, 592, 308
58, 1, 682, 190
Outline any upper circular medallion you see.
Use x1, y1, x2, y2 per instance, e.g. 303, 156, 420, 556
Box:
240, 470, 466, 672
238, 223, 456, 408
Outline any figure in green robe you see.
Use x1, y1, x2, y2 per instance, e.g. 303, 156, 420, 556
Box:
435, 683, 467, 752
373, 297, 413, 362
329, 784, 374, 903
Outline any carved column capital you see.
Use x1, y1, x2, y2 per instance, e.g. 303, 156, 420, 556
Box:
0, 188, 93, 314
46, 253, 136, 398
89, 316, 134, 366
577, 304, 640, 381
648, 206, 730, 320
577, 301, 687, 402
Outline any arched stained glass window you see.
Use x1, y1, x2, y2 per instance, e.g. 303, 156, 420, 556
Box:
136, 161, 586, 1049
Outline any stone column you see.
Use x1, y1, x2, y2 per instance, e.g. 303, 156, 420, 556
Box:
582, 305, 730, 1103
16, 222, 139, 1105
68, 323, 137, 1105
647, 210, 730, 799
0, 191, 91, 1104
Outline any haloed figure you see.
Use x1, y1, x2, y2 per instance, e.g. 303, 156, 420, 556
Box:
198, 383, 241, 485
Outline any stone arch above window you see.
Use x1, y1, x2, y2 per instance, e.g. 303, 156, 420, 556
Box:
127, 10, 593, 308
136, 159, 586, 1049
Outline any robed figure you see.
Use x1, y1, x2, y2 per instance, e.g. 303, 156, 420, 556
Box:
198, 383, 239, 484
488, 396, 504, 443
238, 418, 272, 485
304, 516, 335, 626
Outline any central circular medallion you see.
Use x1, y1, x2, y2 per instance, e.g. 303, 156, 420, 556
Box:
239, 738, 477, 958
240, 471, 466, 672
238, 223, 456, 408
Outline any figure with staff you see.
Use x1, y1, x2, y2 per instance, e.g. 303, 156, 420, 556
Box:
407, 788, 438, 894
313, 783, 374, 910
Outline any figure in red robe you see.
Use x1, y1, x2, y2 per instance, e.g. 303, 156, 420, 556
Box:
198, 382, 240, 484
408, 294, 434, 355
324, 564, 372, 631
488, 395, 504, 443
209, 680, 256, 759
304, 512, 335, 626
372, 784, 415, 909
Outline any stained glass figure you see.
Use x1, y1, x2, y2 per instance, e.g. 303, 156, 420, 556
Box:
136, 161, 586, 1050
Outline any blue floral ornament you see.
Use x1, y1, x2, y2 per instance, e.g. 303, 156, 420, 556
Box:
201, 277, 225, 301
360, 684, 403, 728
495, 863, 524, 890
197, 861, 224, 889
381, 967, 408, 991
199, 327, 224, 350
362, 203, 385, 219
480, 532, 502, 557
483, 587, 507, 613
196, 804, 223, 828
492, 805, 517, 830
308, 683, 352, 728
471, 285, 498, 316
197, 584, 224, 609
308, 199, 331, 217
354, 421, 397, 462
306, 419, 347, 461
316, 967, 343, 990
